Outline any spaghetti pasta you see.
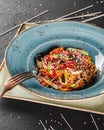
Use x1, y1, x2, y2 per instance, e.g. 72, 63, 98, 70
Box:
36, 47, 97, 91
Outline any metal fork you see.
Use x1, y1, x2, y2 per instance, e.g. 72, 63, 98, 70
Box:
1, 71, 36, 97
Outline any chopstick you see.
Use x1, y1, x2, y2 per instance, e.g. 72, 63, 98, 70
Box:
0, 4, 103, 37
0, 10, 49, 37
56, 5, 93, 20
0, 5, 93, 37
58, 11, 102, 21
32, 11, 102, 25
82, 13, 104, 22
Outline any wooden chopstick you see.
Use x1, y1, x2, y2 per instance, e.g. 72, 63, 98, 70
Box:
82, 13, 104, 22
0, 4, 103, 37
56, 5, 93, 20
58, 11, 102, 21
0, 5, 94, 37
33, 11, 103, 24
0, 10, 49, 37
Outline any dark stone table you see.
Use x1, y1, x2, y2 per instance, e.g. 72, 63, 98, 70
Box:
0, 0, 104, 130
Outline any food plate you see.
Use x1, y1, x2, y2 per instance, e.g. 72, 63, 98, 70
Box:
5, 21, 104, 100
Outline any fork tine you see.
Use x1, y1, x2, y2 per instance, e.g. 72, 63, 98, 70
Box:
10, 72, 33, 82
11, 71, 32, 80
16, 75, 35, 84
12, 73, 35, 85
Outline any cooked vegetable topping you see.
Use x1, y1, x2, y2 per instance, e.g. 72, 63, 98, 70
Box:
36, 47, 97, 91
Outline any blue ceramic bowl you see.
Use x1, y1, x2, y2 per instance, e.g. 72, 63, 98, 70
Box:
5, 21, 104, 100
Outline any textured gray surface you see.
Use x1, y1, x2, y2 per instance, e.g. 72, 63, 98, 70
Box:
0, 0, 104, 130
